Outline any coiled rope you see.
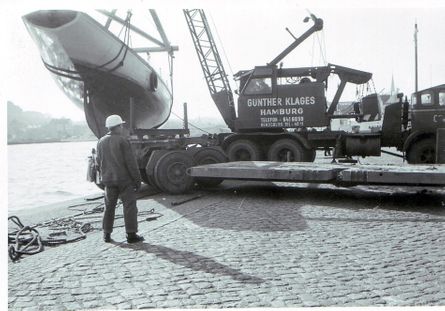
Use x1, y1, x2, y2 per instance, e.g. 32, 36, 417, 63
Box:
8, 196, 160, 261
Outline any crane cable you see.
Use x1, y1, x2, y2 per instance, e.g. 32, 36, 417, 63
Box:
167, 40, 209, 134
208, 12, 238, 90
318, 30, 328, 65
305, 8, 327, 66
170, 111, 211, 135
310, 30, 327, 66
167, 11, 213, 135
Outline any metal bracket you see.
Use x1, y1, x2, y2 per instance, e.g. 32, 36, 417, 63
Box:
96, 9, 179, 55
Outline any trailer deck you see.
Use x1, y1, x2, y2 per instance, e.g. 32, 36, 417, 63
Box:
189, 161, 445, 187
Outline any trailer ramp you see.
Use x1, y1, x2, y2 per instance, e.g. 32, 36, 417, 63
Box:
189, 161, 445, 187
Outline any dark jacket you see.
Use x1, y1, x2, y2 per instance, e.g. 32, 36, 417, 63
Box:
96, 132, 141, 186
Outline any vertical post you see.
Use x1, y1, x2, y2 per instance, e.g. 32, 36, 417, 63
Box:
437, 129, 445, 164
183, 102, 189, 130
414, 22, 418, 92
129, 97, 135, 134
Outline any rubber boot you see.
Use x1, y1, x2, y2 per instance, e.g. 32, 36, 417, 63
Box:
103, 233, 111, 243
126, 232, 144, 243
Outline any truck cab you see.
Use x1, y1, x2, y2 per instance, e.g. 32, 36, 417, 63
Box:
402, 84, 445, 163
410, 84, 445, 132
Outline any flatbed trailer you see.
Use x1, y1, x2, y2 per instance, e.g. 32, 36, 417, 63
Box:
188, 161, 445, 187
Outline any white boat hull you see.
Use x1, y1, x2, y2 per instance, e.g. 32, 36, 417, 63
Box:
23, 10, 173, 137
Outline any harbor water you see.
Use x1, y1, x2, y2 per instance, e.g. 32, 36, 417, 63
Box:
8, 141, 101, 211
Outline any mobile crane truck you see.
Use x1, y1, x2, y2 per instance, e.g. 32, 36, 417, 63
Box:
184, 9, 445, 166
24, 9, 445, 193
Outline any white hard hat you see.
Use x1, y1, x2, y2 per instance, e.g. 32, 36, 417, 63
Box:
105, 114, 125, 128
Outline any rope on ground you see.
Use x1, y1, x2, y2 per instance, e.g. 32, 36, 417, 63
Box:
7, 199, 108, 261
8, 216, 43, 262
8, 195, 162, 261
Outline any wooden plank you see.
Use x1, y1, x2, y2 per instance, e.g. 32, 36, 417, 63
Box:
338, 164, 445, 185
189, 161, 342, 182
189, 161, 445, 186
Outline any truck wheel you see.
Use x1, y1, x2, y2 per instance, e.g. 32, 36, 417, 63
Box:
154, 151, 194, 194
305, 148, 316, 162
145, 150, 169, 189
227, 140, 262, 161
267, 139, 307, 162
193, 147, 227, 187
406, 138, 436, 164
140, 169, 149, 184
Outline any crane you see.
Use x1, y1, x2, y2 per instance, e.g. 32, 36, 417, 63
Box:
183, 9, 236, 131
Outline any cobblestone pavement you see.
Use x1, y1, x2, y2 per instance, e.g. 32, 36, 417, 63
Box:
8, 181, 445, 310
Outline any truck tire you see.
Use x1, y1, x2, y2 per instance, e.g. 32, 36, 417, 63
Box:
140, 169, 149, 184
227, 140, 262, 161
267, 138, 308, 162
406, 138, 436, 164
193, 147, 227, 187
145, 150, 169, 189
305, 148, 316, 162
154, 151, 194, 194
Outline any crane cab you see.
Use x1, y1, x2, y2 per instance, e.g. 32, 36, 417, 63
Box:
234, 65, 329, 131
234, 64, 373, 132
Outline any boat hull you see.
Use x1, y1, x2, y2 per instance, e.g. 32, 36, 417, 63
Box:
23, 10, 173, 138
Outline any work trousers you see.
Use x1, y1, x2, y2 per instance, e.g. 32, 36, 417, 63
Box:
102, 183, 138, 234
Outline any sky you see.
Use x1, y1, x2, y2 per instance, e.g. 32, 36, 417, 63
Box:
2, 0, 445, 124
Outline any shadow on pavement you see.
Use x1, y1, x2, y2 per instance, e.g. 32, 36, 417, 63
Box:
221, 182, 445, 216
141, 181, 444, 233
117, 242, 265, 284
165, 183, 309, 232
303, 216, 445, 223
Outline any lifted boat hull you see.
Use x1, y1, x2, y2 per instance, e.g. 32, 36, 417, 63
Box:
23, 10, 172, 138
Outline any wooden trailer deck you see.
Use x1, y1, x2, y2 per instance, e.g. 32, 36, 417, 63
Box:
188, 161, 445, 187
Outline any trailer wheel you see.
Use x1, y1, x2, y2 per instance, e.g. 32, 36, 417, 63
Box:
305, 148, 316, 162
193, 147, 227, 187
145, 150, 169, 189
406, 138, 436, 164
227, 140, 262, 161
140, 169, 149, 184
267, 139, 307, 162
154, 151, 194, 194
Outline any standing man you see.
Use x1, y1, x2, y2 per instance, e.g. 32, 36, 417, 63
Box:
96, 114, 144, 243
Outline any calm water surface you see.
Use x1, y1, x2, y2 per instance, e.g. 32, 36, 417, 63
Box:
8, 141, 101, 210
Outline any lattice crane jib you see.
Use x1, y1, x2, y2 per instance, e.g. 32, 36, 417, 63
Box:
184, 9, 236, 130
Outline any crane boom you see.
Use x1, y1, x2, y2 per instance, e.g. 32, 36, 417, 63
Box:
268, 14, 323, 66
184, 9, 236, 130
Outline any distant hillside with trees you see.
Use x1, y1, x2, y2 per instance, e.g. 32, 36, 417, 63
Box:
7, 101, 230, 144
7, 101, 96, 144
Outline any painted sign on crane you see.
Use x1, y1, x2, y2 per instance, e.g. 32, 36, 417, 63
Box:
236, 82, 329, 129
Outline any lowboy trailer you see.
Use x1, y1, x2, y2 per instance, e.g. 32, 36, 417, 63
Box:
188, 161, 445, 187
188, 130, 445, 188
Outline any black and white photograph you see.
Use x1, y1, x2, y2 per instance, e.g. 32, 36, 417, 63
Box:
4, 0, 445, 310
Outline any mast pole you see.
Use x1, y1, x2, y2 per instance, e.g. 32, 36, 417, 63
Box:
414, 21, 418, 92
